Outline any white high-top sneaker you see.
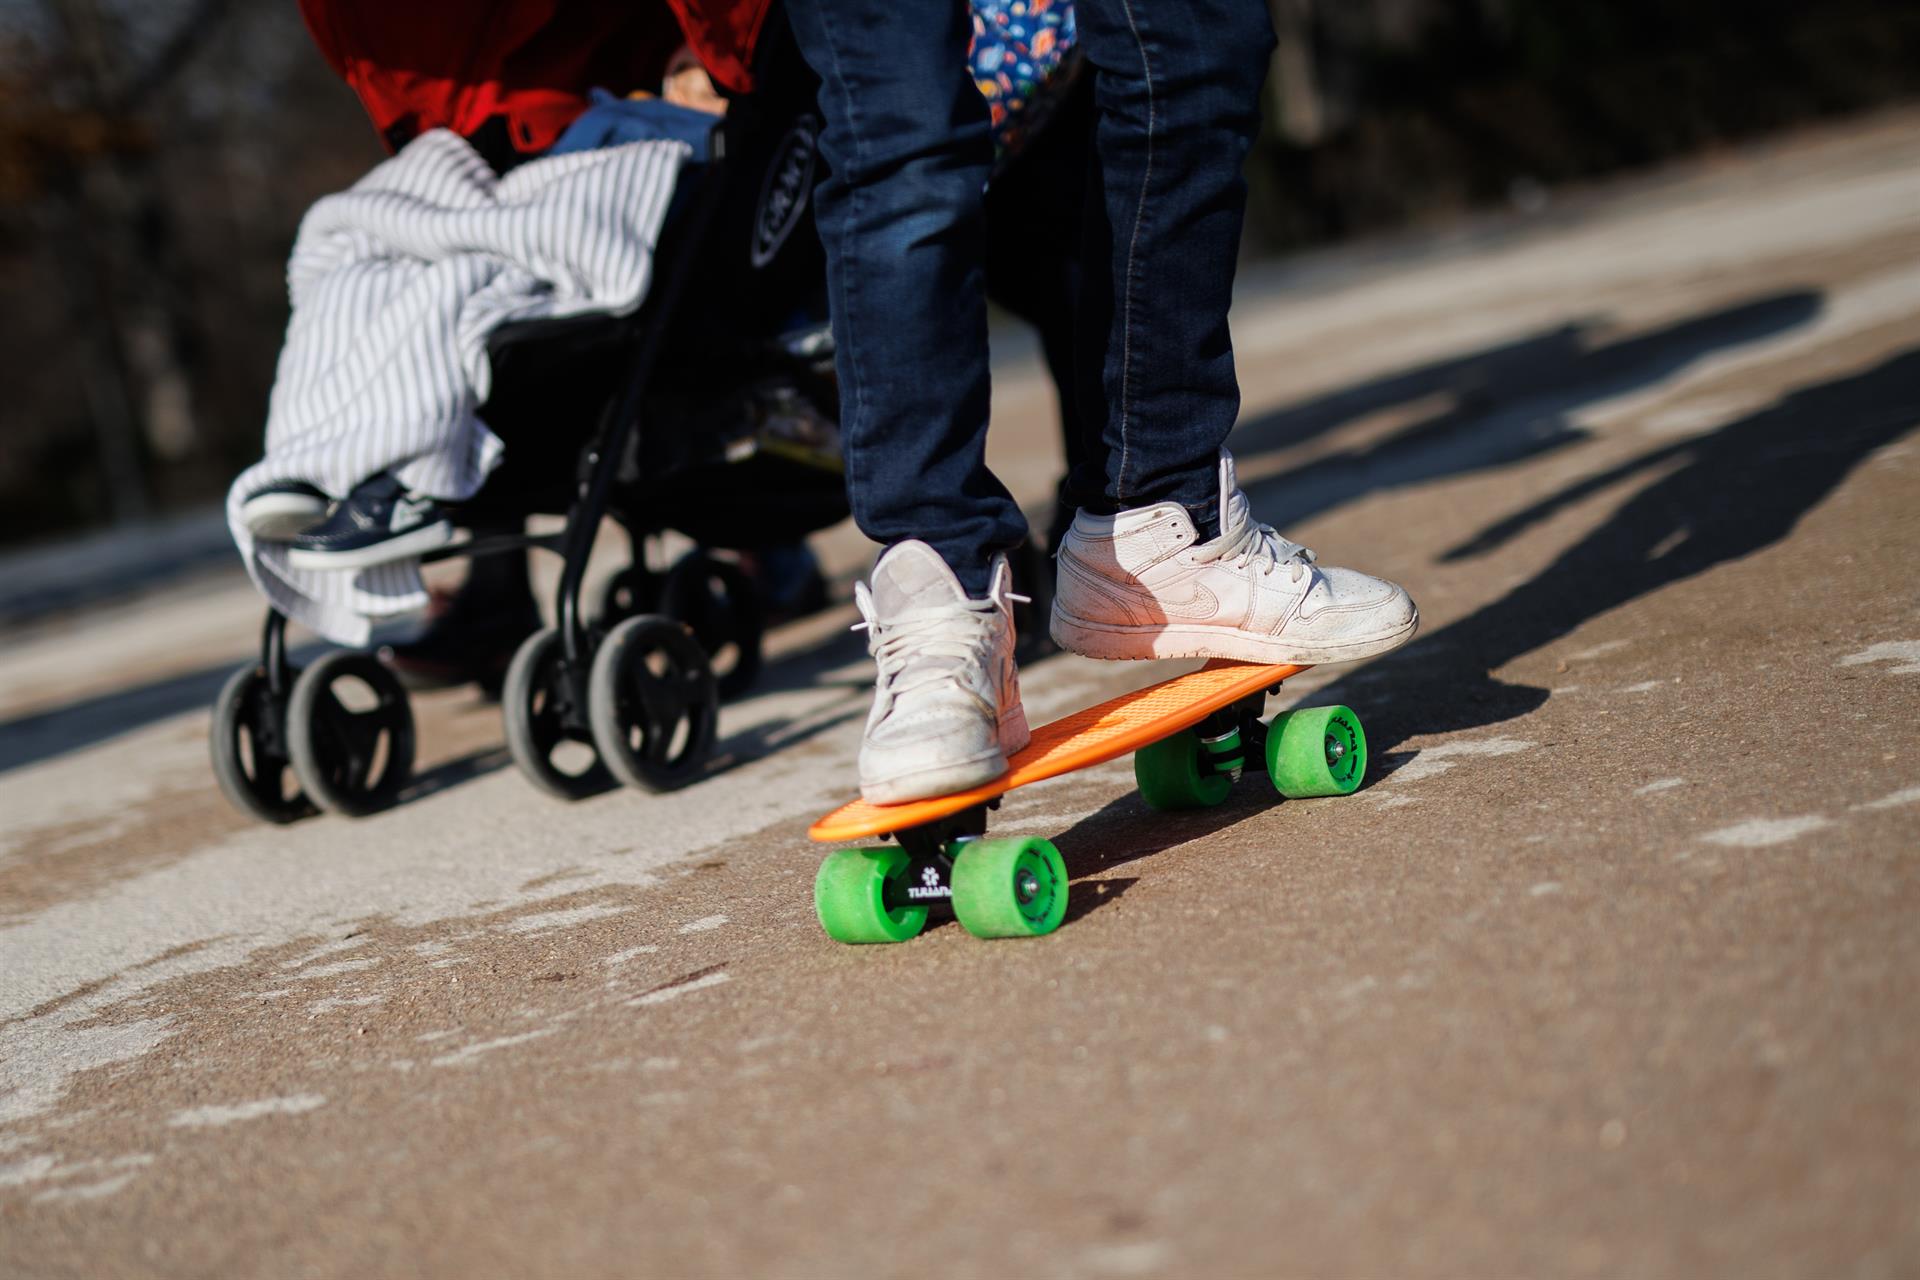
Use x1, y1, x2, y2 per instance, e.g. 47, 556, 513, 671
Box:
855, 541, 1030, 804
1051, 452, 1418, 664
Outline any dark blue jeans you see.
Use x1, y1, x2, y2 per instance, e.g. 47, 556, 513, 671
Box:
784, 0, 1276, 595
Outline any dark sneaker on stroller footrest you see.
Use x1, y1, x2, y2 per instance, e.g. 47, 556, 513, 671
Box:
285, 473, 453, 571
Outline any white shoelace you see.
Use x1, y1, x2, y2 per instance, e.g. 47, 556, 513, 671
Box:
1191, 500, 1318, 583
853, 581, 1028, 697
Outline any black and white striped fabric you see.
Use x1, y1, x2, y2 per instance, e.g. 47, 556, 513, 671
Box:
226, 129, 691, 644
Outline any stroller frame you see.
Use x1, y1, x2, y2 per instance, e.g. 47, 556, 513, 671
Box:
212, 19, 840, 823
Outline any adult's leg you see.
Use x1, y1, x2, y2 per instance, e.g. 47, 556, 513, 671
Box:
783, 0, 1023, 596
1067, 0, 1277, 537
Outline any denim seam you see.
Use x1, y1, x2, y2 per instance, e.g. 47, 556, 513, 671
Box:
811, 2, 870, 537
1113, 0, 1157, 506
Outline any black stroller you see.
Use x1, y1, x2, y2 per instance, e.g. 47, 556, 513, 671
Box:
210, 20, 847, 823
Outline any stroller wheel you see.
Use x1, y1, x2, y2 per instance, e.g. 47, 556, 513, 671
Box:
661, 552, 764, 701
588, 614, 718, 793
596, 565, 662, 628
287, 651, 416, 817
503, 627, 612, 800
210, 663, 316, 824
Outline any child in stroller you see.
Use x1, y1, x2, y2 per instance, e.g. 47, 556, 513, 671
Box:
213, 7, 852, 821
212, 0, 1087, 823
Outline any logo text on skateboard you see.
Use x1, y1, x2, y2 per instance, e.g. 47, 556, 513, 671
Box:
907, 864, 950, 901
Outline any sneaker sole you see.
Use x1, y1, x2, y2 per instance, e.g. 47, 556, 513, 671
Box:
1049, 605, 1420, 665
285, 522, 455, 573
241, 494, 328, 541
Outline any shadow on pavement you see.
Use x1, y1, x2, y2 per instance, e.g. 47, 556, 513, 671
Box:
1049, 787, 1273, 927
0, 661, 238, 775
1299, 345, 1920, 756
397, 746, 517, 806
706, 700, 868, 778
1059, 875, 1141, 926
1234, 290, 1823, 526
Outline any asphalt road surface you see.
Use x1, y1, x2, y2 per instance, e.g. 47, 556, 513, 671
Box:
4, 112, 1918, 1278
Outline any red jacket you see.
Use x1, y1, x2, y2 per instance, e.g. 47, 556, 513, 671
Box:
665, 0, 774, 97
299, 0, 774, 156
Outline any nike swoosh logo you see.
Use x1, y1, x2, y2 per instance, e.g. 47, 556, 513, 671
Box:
1152, 582, 1221, 620
390, 498, 430, 533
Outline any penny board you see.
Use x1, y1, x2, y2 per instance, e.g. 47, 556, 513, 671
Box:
809, 660, 1309, 843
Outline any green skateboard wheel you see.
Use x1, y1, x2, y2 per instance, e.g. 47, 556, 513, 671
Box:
950, 837, 1069, 939
1134, 729, 1233, 811
814, 846, 928, 944
1265, 704, 1367, 798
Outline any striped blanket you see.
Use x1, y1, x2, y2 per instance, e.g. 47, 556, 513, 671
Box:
226, 128, 690, 644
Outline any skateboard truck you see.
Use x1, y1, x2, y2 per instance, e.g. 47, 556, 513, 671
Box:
882, 804, 991, 913
1195, 702, 1260, 782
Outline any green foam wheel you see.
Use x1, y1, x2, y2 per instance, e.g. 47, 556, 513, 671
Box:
814, 847, 928, 944
1134, 729, 1233, 811
1265, 704, 1367, 798
950, 837, 1069, 939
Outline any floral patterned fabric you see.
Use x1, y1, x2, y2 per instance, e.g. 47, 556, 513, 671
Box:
970, 0, 1078, 168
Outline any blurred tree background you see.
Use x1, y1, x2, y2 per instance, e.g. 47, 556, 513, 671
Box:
1, 0, 1917, 549
1250, 0, 1920, 248
0, 1, 376, 546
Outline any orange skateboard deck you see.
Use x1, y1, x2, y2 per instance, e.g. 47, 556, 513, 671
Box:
811, 659, 1309, 843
